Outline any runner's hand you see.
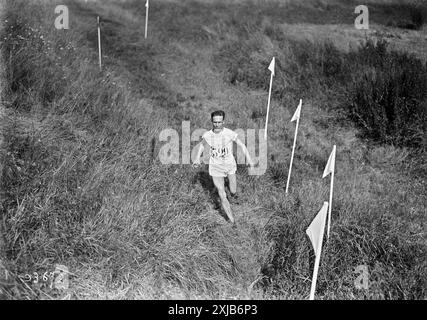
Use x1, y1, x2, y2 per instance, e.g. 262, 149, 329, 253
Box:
192, 160, 201, 169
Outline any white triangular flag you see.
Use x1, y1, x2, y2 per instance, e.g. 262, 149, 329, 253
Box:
306, 201, 328, 300
322, 145, 336, 178
291, 99, 302, 122
306, 202, 328, 257
268, 57, 275, 76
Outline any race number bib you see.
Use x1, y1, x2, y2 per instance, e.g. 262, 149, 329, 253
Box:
210, 146, 228, 159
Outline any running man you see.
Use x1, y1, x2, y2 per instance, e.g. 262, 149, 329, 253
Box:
192, 110, 255, 224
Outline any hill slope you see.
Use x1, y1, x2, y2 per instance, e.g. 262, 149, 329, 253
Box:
0, 0, 425, 299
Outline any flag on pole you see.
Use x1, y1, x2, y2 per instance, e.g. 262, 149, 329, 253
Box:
291, 98, 302, 122
268, 56, 275, 76
322, 145, 336, 178
285, 99, 302, 194
322, 145, 336, 240
306, 201, 328, 300
264, 57, 275, 140
306, 201, 328, 256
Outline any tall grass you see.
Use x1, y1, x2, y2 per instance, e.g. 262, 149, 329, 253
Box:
215, 29, 427, 149
348, 41, 427, 148
0, 0, 170, 298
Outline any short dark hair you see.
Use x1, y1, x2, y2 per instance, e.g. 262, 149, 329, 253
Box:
211, 110, 225, 120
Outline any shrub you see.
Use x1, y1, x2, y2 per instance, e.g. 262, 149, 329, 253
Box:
347, 40, 427, 149
409, 5, 425, 30
216, 35, 426, 149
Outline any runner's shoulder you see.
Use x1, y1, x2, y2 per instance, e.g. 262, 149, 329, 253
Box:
223, 127, 238, 140
223, 127, 235, 135
202, 129, 212, 140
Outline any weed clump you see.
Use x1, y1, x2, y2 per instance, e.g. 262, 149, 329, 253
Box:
348, 40, 427, 149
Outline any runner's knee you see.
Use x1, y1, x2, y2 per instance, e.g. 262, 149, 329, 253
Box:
217, 188, 227, 199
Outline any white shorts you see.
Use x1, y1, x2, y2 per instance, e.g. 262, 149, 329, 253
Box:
209, 162, 237, 177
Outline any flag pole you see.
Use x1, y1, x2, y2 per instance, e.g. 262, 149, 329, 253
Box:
97, 16, 102, 71
264, 57, 275, 140
264, 69, 273, 140
285, 115, 298, 194
309, 202, 328, 300
285, 100, 301, 194
309, 241, 322, 300
327, 145, 336, 240
145, 0, 149, 39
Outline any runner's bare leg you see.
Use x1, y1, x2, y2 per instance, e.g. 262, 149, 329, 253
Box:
212, 176, 235, 224
227, 173, 237, 194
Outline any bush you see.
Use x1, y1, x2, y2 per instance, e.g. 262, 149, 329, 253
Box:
347, 40, 427, 149
409, 5, 425, 30
216, 35, 426, 149
2, 8, 66, 111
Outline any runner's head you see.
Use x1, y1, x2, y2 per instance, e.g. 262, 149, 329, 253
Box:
211, 110, 225, 133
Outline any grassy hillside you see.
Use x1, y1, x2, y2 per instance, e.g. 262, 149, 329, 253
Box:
0, 0, 425, 299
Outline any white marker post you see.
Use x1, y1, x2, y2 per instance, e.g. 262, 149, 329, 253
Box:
306, 201, 328, 300
322, 145, 336, 240
145, 0, 149, 39
264, 57, 275, 140
285, 99, 302, 194
97, 16, 102, 71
